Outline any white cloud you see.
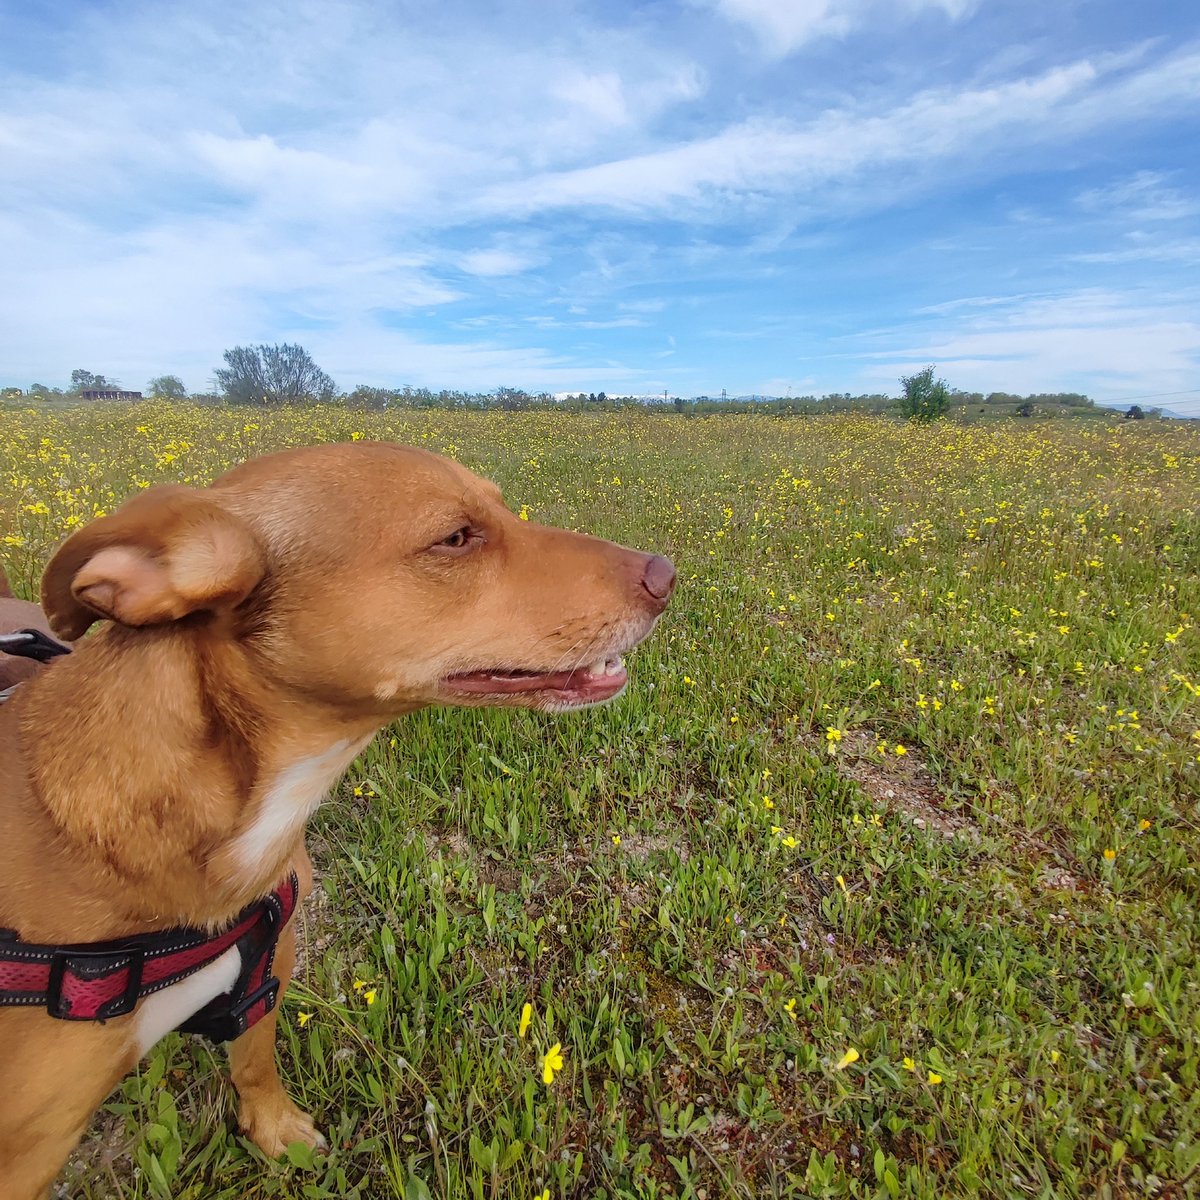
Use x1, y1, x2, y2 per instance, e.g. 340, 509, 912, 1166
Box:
859, 288, 1200, 402
709, 0, 977, 56
1076, 171, 1200, 222
458, 248, 540, 277
552, 72, 630, 127
478, 49, 1200, 218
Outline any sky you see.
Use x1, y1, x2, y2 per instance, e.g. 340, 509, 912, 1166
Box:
1, 1, 1198, 412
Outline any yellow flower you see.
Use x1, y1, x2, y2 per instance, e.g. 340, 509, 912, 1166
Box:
353, 978, 368, 992
364, 989, 377, 1006
902, 1056, 915, 1072
612, 834, 621, 846
927, 1071, 942, 1085
834, 1047, 860, 1071
519, 1002, 533, 1038
536, 1191, 550, 1200
836, 874, 848, 895
784, 998, 797, 1021
542, 1042, 565, 1086
1103, 848, 1116, 861
893, 744, 907, 756
297, 1011, 313, 1027
781, 835, 798, 848
1138, 819, 1151, 832
762, 796, 774, 810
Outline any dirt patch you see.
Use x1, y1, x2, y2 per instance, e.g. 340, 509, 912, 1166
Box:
839, 732, 980, 844
616, 831, 691, 864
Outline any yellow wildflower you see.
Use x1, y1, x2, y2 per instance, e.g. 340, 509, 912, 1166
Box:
542, 1042, 565, 1086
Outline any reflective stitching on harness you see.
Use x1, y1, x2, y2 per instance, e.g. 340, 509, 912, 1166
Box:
0, 873, 298, 1038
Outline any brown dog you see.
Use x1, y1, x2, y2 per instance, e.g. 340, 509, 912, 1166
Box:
0, 441, 674, 1197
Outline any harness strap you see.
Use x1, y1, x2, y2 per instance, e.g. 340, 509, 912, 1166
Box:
0, 873, 298, 1041
0, 628, 73, 663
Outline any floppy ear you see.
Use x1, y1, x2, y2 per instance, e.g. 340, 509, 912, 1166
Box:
42, 485, 266, 640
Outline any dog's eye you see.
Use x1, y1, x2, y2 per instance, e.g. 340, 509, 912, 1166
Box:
431, 525, 478, 554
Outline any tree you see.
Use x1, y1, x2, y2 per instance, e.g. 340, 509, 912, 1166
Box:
70, 369, 113, 392
1125, 404, 1145, 421
897, 365, 951, 423
214, 343, 336, 406
146, 374, 188, 400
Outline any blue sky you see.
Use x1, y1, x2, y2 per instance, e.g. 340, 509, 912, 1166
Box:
1, 1, 1198, 411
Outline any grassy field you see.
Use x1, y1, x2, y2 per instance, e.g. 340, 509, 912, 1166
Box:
2, 404, 1198, 1199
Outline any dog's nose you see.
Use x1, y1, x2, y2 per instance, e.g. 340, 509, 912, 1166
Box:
641, 554, 676, 607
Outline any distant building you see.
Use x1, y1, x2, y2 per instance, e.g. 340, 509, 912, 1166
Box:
80, 389, 143, 401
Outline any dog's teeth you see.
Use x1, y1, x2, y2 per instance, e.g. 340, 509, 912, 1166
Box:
587, 658, 607, 675
605, 657, 625, 676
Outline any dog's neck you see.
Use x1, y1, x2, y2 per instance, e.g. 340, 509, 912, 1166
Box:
13, 624, 394, 932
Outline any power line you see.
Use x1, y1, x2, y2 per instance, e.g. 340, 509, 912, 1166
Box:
1097, 387, 1200, 405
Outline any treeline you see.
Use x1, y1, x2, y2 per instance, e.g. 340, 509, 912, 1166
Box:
3, 380, 1117, 415
0, 344, 1145, 417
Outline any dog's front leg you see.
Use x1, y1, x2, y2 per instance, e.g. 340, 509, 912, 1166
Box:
228, 856, 325, 1158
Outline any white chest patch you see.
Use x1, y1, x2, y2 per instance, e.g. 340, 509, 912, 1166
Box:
132, 945, 242, 1057
230, 735, 372, 874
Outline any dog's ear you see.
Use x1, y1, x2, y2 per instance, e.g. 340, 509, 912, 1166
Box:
42, 485, 266, 640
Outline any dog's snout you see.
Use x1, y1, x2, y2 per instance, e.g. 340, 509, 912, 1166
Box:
641, 554, 676, 607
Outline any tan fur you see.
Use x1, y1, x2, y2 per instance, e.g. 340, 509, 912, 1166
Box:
0, 442, 674, 1197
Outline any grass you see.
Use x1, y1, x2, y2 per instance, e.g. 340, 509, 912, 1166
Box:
1, 403, 1198, 1199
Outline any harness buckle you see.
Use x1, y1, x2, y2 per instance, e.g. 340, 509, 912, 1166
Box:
178, 975, 280, 1042
46, 946, 145, 1020
230, 976, 281, 1024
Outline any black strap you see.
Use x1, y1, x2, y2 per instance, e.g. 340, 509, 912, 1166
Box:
0, 629, 73, 663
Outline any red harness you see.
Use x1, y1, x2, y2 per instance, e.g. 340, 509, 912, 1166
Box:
1, 631, 297, 1043
0, 874, 298, 1042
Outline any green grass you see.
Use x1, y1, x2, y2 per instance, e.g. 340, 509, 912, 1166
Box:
2, 404, 1197, 1198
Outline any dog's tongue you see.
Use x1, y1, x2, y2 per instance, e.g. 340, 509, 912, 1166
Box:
447, 659, 626, 694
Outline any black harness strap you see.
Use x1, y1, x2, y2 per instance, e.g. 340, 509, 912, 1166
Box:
0, 629, 73, 663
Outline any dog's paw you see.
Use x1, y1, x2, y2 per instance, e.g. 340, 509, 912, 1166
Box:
240, 1098, 328, 1159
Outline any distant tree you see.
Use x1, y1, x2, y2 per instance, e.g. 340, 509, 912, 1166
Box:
28, 384, 58, 399
1, 386, 22, 400
70, 369, 113, 393
495, 386, 530, 411
597, 391, 607, 404
898, 366, 951, 423
146, 374, 187, 401
1125, 404, 1145, 421
214, 344, 336, 406
347, 385, 395, 409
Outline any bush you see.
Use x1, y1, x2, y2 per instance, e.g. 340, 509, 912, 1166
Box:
898, 366, 951, 423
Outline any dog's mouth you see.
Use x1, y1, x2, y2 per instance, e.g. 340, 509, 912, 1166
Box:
440, 656, 628, 708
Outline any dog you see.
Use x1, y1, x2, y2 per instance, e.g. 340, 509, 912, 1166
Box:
0, 441, 675, 1197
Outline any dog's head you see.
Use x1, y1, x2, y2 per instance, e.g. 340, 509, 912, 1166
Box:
42, 443, 674, 716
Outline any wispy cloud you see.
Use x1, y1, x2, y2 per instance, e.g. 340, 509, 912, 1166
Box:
706, 0, 977, 57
